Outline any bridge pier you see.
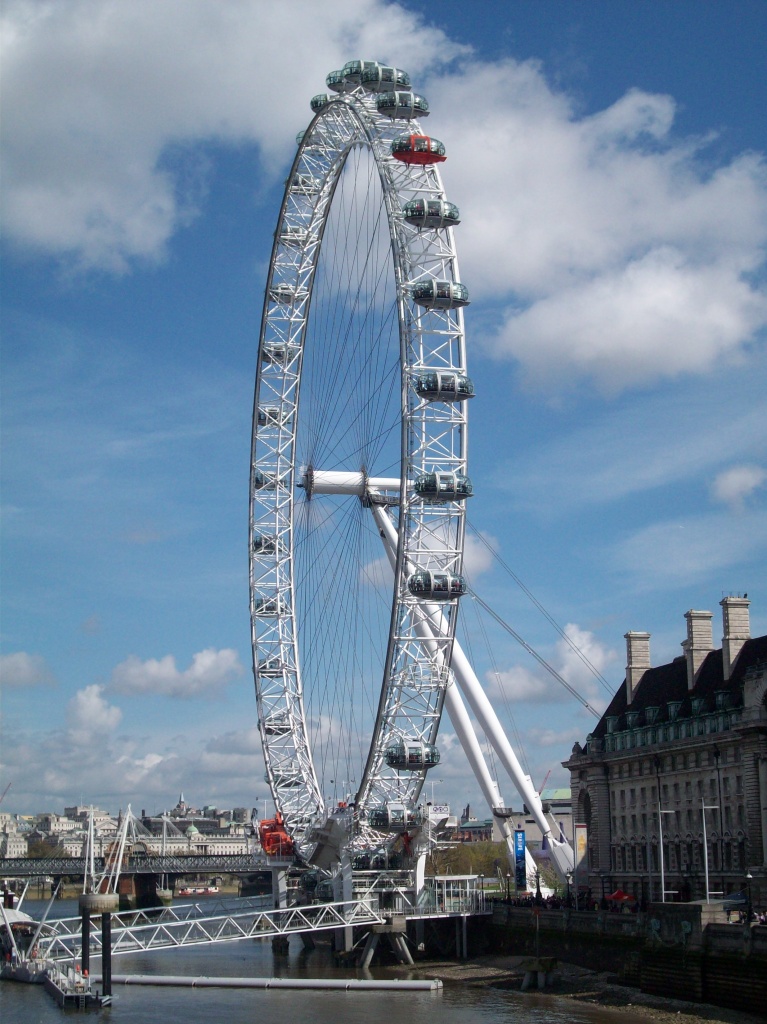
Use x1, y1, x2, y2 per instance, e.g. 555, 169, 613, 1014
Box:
332, 854, 354, 953
271, 867, 288, 909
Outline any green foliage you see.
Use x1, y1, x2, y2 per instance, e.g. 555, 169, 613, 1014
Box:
426, 841, 509, 878
26, 839, 71, 858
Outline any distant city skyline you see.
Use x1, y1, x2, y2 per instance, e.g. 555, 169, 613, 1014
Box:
2, 0, 766, 816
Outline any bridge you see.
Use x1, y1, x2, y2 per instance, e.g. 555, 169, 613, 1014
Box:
34, 891, 488, 963
1, 854, 291, 878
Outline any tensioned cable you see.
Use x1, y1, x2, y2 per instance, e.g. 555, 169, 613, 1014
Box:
466, 519, 613, 694
467, 589, 601, 718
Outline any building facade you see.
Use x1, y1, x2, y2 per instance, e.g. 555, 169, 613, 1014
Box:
564, 596, 766, 909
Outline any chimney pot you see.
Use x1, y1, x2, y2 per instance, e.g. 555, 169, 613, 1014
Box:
682, 609, 713, 690
625, 631, 651, 705
720, 596, 751, 680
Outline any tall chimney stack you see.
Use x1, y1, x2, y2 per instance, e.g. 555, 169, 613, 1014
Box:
720, 596, 750, 680
682, 610, 713, 690
625, 631, 651, 705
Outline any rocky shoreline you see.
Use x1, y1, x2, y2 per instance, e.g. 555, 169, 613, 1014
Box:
398, 955, 764, 1024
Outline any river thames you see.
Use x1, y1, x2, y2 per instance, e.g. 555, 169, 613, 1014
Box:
0, 898, 655, 1024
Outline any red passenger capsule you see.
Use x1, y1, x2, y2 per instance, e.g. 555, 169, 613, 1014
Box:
391, 134, 446, 165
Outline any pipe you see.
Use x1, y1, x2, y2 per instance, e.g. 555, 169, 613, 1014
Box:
98, 975, 442, 991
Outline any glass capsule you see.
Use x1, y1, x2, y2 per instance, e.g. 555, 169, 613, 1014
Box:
407, 570, 467, 600
391, 134, 445, 165
376, 92, 429, 120
414, 472, 473, 502
414, 372, 475, 401
411, 280, 469, 309
403, 198, 459, 228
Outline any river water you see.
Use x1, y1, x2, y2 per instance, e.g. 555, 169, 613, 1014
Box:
1, 898, 648, 1024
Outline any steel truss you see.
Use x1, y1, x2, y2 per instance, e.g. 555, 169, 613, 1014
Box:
38, 898, 384, 962
250, 73, 469, 859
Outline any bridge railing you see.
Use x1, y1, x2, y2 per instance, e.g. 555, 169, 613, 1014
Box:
38, 897, 384, 961
0, 854, 292, 877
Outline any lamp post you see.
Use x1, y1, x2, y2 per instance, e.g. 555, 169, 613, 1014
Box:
701, 798, 719, 903
566, 870, 572, 908
535, 869, 542, 906
478, 873, 484, 911
746, 871, 753, 925
505, 872, 511, 902
658, 805, 675, 903
712, 745, 724, 893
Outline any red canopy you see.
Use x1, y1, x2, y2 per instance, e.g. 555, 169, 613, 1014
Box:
606, 889, 636, 902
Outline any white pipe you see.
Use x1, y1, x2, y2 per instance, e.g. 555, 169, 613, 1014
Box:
102, 975, 443, 991
303, 470, 400, 496
371, 504, 516, 868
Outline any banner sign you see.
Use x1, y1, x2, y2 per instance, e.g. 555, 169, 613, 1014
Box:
574, 823, 589, 880
514, 829, 526, 890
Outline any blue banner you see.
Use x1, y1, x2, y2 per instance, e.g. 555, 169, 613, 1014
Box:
514, 829, 526, 890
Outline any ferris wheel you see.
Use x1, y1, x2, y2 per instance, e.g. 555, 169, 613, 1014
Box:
249, 60, 473, 863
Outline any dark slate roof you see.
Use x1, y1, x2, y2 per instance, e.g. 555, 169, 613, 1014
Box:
591, 634, 767, 739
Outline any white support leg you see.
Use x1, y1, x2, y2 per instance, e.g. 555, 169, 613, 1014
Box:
371, 502, 573, 880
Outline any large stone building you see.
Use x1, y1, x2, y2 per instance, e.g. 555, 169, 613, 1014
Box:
564, 596, 766, 909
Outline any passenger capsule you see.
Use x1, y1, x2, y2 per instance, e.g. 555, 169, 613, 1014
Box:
261, 342, 300, 366
254, 595, 286, 616
257, 657, 284, 678
415, 472, 473, 502
411, 280, 469, 309
403, 198, 459, 228
257, 406, 290, 428
341, 59, 382, 84
252, 470, 280, 491
290, 173, 322, 195
385, 739, 441, 772
278, 225, 308, 247
408, 570, 467, 601
271, 768, 303, 788
376, 92, 429, 120
361, 64, 410, 91
391, 134, 445, 165
325, 69, 349, 93
262, 712, 292, 735
415, 371, 475, 402
367, 803, 424, 831
252, 534, 278, 555
310, 93, 332, 113
269, 283, 307, 304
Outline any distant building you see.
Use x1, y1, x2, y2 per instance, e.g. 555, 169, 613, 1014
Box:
564, 596, 766, 908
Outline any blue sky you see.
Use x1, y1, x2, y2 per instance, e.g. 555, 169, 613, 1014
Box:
2, 0, 766, 818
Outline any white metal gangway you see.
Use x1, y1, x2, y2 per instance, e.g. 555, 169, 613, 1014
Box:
38, 896, 385, 962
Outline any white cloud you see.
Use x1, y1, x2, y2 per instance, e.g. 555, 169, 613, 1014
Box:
0, 651, 55, 688
463, 530, 496, 579
431, 60, 767, 392
110, 647, 243, 698
67, 684, 122, 740
612, 510, 767, 588
0, 0, 463, 271
487, 622, 615, 713
711, 464, 766, 511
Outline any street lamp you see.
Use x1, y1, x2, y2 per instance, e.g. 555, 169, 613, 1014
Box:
505, 872, 511, 902
746, 872, 753, 925
535, 870, 542, 906
701, 797, 720, 903
565, 870, 572, 908
478, 873, 484, 910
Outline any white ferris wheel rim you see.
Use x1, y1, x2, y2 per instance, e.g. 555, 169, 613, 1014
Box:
249, 69, 470, 861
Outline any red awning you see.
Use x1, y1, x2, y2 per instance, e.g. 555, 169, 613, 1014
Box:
606, 889, 636, 902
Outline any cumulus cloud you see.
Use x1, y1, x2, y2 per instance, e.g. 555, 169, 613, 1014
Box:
488, 623, 615, 713
0, 651, 55, 687
0, 0, 463, 271
432, 61, 767, 392
67, 684, 122, 740
711, 464, 766, 511
110, 647, 243, 698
